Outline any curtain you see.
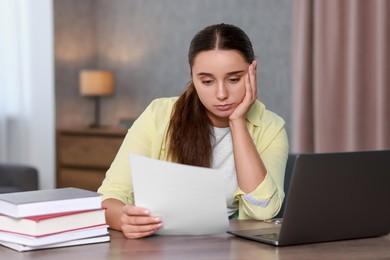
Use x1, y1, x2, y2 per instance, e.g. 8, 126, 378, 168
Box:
0, 0, 55, 189
0, 0, 29, 162
292, 0, 390, 153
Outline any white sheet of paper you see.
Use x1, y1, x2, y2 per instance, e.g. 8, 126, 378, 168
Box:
129, 153, 230, 235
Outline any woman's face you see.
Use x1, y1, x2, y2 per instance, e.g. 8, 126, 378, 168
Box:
191, 50, 249, 127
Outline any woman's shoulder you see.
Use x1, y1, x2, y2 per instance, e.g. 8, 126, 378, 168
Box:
247, 100, 285, 127
133, 97, 179, 130
148, 97, 179, 108
143, 97, 179, 119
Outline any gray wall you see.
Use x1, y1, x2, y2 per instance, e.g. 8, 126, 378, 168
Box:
55, 0, 293, 139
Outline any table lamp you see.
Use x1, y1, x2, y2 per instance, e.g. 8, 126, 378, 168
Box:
79, 70, 114, 128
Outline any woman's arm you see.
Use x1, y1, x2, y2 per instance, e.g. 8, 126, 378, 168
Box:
229, 61, 288, 220
230, 119, 267, 193
229, 60, 266, 192
98, 99, 175, 238
235, 127, 288, 220
102, 198, 126, 231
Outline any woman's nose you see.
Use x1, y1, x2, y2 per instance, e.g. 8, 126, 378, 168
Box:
216, 83, 228, 100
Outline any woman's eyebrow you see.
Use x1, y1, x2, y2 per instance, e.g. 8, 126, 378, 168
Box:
226, 70, 245, 76
196, 70, 245, 77
196, 72, 213, 77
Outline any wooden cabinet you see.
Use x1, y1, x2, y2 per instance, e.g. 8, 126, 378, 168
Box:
56, 127, 127, 191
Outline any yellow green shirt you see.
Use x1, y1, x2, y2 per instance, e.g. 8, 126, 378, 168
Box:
97, 97, 289, 220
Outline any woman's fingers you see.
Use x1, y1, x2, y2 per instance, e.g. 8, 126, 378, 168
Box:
121, 205, 163, 239
248, 60, 258, 100
121, 220, 162, 239
122, 204, 150, 216
229, 60, 258, 122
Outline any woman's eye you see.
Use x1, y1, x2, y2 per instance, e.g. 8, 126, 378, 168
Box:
228, 77, 241, 84
202, 80, 213, 86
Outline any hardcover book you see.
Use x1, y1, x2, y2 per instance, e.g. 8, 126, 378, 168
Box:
0, 188, 102, 218
0, 225, 108, 247
0, 235, 110, 252
0, 208, 106, 236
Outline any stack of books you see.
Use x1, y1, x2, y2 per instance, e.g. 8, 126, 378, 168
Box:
0, 187, 110, 252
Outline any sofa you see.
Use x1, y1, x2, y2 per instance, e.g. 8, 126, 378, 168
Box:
0, 164, 39, 193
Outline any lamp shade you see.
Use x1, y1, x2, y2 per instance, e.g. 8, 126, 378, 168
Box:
79, 70, 114, 96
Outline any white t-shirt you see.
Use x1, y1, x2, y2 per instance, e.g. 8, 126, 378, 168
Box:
211, 127, 238, 217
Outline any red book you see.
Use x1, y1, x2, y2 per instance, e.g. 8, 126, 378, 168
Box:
0, 208, 106, 237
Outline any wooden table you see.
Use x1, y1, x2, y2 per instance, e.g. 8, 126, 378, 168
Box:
1, 220, 389, 259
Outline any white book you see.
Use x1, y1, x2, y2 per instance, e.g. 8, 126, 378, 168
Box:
0, 235, 110, 252
0, 225, 108, 247
0, 208, 106, 237
0, 187, 102, 218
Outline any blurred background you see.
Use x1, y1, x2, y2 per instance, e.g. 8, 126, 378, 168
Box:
0, 0, 388, 191
55, 0, 292, 133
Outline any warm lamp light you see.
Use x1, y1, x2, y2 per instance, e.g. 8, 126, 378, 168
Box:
79, 70, 114, 127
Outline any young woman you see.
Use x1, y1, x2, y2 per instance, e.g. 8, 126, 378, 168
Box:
98, 23, 289, 239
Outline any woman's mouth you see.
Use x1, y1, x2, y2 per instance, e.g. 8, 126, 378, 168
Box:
215, 104, 233, 111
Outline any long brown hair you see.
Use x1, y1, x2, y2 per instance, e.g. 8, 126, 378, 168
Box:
167, 23, 255, 167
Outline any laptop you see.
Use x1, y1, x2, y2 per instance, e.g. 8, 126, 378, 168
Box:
227, 150, 390, 246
